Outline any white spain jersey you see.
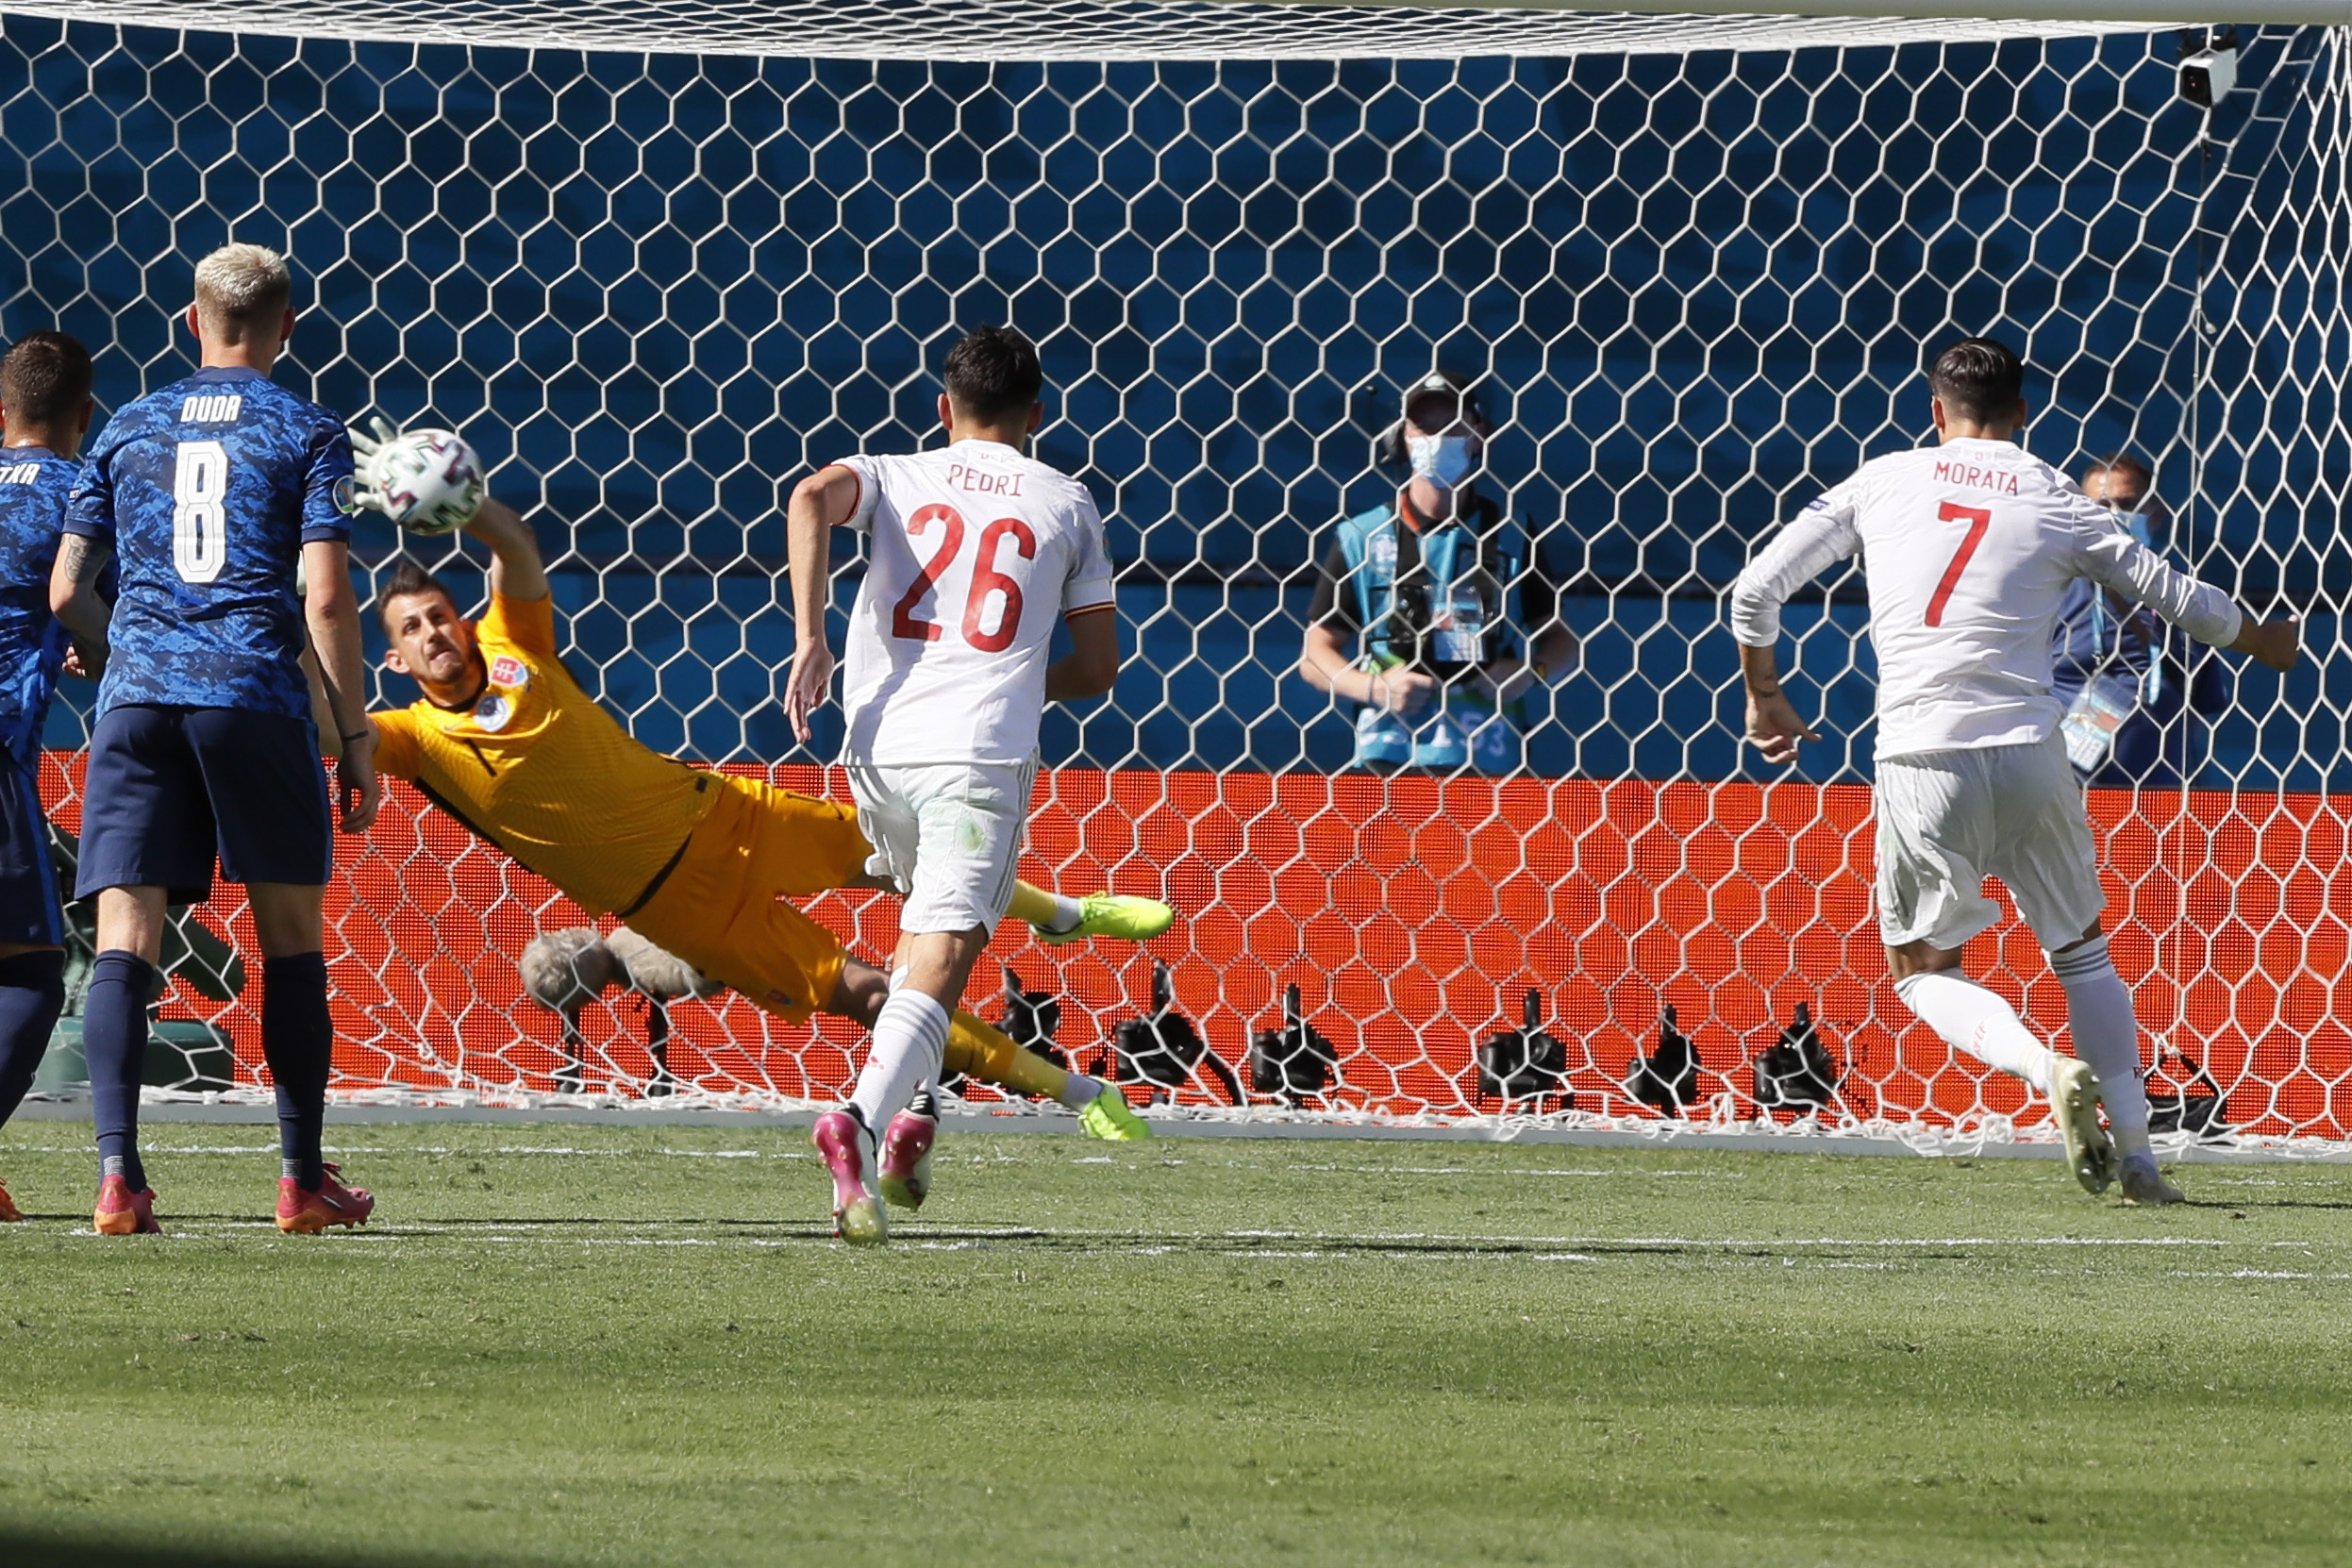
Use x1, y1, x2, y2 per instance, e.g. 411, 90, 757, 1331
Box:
834, 439, 1115, 767
1729, 437, 2242, 760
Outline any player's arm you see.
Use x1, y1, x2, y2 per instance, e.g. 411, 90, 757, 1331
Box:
52, 458, 116, 676
49, 532, 113, 677
302, 420, 380, 829
308, 650, 425, 784
2075, 511, 2297, 673
1045, 496, 1120, 702
1727, 498, 1862, 764
466, 494, 549, 605
783, 463, 861, 743
304, 538, 380, 832
1045, 609, 1119, 700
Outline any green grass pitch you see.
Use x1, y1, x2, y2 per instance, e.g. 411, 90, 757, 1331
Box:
2, 1121, 2349, 1567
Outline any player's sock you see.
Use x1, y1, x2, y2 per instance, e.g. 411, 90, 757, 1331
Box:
942, 1009, 1093, 1104
850, 989, 951, 1131
84, 949, 154, 1192
1006, 880, 1084, 934
262, 953, 333, 1192
0, 949, 66, 1129
2050, 936, 2153, 1161
1893, 971, 2058, 1094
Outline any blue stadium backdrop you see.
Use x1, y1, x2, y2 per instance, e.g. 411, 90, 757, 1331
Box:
0, 17, 2341, 790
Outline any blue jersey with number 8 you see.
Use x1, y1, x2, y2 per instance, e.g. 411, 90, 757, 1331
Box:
64, 366, 353, 722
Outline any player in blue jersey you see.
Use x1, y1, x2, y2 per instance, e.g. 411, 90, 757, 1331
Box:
51, 243, 381, 1236
0, 332, 100, 1223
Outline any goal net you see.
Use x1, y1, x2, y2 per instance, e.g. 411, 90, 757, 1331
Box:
8, 6, 2347, 1150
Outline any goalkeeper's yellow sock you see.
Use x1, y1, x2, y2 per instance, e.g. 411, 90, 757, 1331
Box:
944, 1009, 1102, 1109
1005, 880, 1084, 934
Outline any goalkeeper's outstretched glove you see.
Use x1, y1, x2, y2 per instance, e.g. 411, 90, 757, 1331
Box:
344, 414, 405, 515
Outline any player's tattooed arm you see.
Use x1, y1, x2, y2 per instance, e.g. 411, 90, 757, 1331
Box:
1738, 642, 1820, 766
49, 533, 113, 676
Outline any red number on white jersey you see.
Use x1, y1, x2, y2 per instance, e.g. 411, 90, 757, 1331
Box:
963, 517, 1037, 652
892, 503, 965, 642
890, 504, 1034, 650
1925, 501, 1992, 628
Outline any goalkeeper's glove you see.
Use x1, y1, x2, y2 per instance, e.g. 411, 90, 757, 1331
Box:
344, 414, 404, 515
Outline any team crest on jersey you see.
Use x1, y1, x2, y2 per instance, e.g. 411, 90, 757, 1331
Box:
488, 655, 527, 689
473, 692, 514, 733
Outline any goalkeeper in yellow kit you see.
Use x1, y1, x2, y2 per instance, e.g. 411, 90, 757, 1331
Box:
324, 489, 1160, 1186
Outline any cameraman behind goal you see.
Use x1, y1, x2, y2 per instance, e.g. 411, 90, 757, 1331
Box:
1729, 336, 2297, 1205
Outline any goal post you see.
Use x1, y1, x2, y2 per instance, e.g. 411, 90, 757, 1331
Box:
4, 7, 2346, 1147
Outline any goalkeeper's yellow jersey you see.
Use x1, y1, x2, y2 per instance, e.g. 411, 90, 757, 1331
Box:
371, 592, 721, 916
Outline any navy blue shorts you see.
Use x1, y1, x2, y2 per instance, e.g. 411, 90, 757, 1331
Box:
76, 705, 332, 903
0, 756, 64, 945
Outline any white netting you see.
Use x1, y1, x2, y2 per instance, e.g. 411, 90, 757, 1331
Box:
8, 11, 2349, 1147
0, 1, 2174, 64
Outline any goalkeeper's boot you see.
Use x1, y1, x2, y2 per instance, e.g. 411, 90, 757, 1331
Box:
1032, 892, 1176, 947
2119, 1153, 2187, 1207
92, 1175, 161, 1236
0, 1176, 21, 1223
276, 1163, 375, 1233
1077, 1079, 1151, 1141
2049, 1058, 2116, 1195
812, 1109, 888, 1245
878, 1095, 939, 1211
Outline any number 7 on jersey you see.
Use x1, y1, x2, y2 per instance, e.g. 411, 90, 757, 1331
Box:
1925, 501, 1991, 628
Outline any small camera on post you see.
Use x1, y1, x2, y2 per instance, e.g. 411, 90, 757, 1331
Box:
1476, 988, 1570, 1111
1626, 1004, 1700, 1117
1752, 1001, 1843, 1117
2178, 26, 2238, 109
1113, 960, 1243, 1107
1248, 982, 1339, 1105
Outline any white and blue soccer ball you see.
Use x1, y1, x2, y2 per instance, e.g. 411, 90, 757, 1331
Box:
353, 425, 485, 537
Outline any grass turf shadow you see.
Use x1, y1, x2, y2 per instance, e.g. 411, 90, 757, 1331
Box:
0, 1526, 540, 1568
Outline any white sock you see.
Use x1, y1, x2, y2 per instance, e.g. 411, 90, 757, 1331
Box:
2050, 936, 2152, 1159
1043, 893, 1084, 934
887, 966, 910, 993
850, 991, 951, 1131
1893, 971, 2059, 1094
1056, 1074, 1103, 1110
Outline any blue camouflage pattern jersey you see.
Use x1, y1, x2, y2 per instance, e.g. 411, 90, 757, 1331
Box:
0, 446, 89, 771
64, 366, 352, 722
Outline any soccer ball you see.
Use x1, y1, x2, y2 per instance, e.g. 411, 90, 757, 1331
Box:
357, 426, 485, 536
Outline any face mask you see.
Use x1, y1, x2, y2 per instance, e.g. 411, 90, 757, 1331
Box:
2107, 505, 2153, 548
1407, 433, 1477, 490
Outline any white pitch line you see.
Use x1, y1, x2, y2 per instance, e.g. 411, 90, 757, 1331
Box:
47, 1220, 2294, 1257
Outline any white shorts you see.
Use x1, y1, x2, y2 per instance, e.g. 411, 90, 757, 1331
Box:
844, 758, 1037, 936
1874, 734, 2106, 953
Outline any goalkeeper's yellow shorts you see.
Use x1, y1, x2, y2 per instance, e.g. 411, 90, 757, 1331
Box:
623, 773, 875, 1024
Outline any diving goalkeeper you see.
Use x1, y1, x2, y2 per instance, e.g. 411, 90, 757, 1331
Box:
321, 488, 1163, 1153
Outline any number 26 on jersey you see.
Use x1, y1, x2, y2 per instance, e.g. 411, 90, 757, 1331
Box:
892, 502, 1037, 652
